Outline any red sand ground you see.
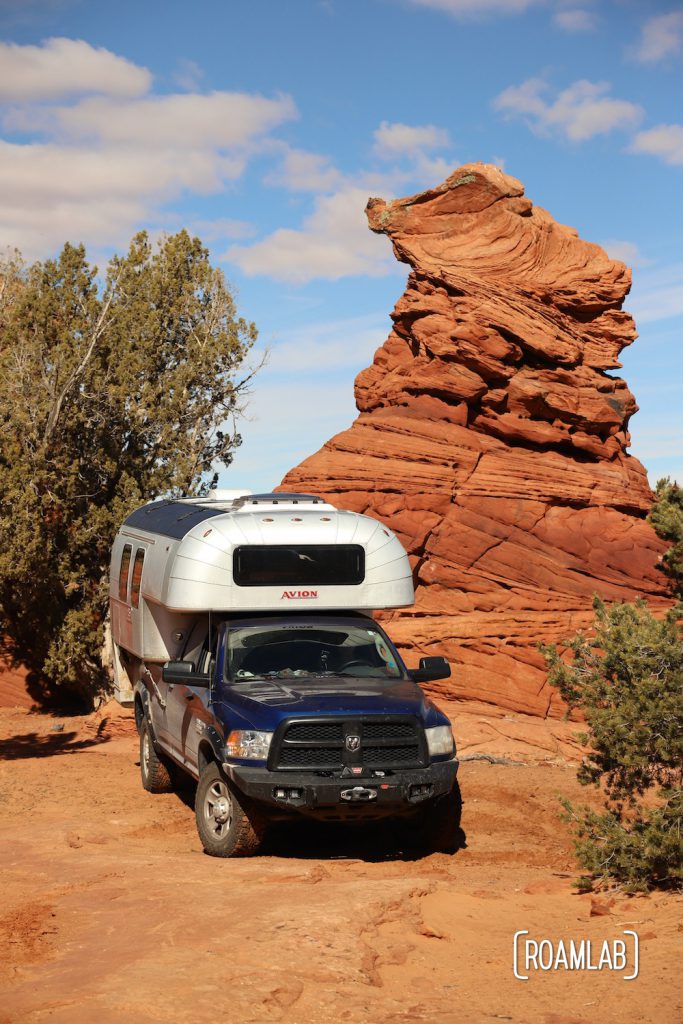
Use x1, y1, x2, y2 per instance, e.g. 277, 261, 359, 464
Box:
0, 697, 680, 1024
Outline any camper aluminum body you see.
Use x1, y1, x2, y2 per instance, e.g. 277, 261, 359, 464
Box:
110, 492, 459, 856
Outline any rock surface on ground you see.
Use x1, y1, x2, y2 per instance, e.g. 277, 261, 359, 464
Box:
281, 164, 669, 716
0, 704, 679, 1024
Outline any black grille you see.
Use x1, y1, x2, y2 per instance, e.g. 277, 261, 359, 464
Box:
270, 717, 425, 771
363, 721, 415, 740
285, 722, 344, 743
362, 745, 421, 766
278, 746, 343, 768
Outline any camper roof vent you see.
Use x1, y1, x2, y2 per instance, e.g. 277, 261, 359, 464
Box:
232, 492, 324, 508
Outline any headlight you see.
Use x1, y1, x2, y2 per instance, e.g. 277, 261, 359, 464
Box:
225, 730, 273, 760
425, 725, 455, 758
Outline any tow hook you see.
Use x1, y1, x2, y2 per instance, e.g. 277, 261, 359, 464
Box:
340, 786, 377, 802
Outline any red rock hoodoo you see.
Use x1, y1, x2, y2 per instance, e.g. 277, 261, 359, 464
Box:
280, 164, 669, 716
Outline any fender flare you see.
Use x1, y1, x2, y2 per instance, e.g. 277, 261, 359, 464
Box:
197, 725, 225, 771
135, 684, 159, 745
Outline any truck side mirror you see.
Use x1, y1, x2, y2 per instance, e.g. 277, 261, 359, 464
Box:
410, 656, 451, 683
161, 660, 211, 686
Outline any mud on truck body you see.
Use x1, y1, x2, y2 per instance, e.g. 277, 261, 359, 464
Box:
110, 491, 459, 856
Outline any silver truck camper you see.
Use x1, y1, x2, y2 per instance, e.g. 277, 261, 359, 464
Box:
110, 491, 459, 858
110, 492, 414, 704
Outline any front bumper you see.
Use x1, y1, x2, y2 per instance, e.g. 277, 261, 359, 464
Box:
222, 757, 458, 820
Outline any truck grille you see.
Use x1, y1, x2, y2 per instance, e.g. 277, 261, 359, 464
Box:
269, 717, 426, 772
278, 746, 342, 768
285, 722, 344, 743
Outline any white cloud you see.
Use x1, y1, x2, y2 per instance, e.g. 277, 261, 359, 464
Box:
409, 152, 454, 183
0, 39, 298, 259
493, 77, 643, 141
632, 11, 683, 64
407, 0, 540, 16
5, 91, 297, 150
0, 37, 151, 101
264, 146, 342, 192
373, 120, 450, 159
0, 140, 249, 256
0, 139, 246, 205
225, 186, 396, 283
0, 134, 251, 256
263, 142, 452, 198
226, 115, 457, 284
600, 240, 643, 266
554, 9, 597, 32
630, 124, 683, 166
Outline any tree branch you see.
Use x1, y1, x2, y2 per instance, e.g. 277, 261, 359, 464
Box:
43, 275, 119, 444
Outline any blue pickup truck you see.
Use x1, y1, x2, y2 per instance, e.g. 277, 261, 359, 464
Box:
111, 492, 460, 856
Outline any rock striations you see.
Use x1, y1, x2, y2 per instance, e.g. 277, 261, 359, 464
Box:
280, 164, 669, 716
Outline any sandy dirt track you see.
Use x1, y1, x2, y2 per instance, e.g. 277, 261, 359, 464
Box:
0, 700, 680, 1024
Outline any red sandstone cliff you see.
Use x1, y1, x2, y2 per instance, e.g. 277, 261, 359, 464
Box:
280, 164, 669, 716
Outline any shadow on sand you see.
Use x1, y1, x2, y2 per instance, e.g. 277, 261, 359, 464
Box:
164, 768, 467, 864
0, 720, 112, 760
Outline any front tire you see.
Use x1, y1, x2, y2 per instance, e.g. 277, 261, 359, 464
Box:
421, 781, 463, 854
195, 762, 264, 857
139, 721, 173, 793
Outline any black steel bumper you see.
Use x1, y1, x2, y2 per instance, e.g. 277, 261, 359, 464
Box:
222, 758, 459, 820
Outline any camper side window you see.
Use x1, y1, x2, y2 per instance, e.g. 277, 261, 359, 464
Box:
118, 544, 132, 602
131, 549, 145, 609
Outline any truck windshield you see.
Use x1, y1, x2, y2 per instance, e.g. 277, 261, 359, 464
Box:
225, 621, 404, 682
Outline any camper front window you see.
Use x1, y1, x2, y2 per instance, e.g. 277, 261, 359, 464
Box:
118, 544, 132, 602
131, 549, 145, 608
225, 619, 403, 682
233, 544, 364, 587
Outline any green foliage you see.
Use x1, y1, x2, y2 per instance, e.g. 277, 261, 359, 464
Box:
560, 789, 682, 892
0, 232, 258, 702
542, 598, 683, 891
649, 477, 683, 597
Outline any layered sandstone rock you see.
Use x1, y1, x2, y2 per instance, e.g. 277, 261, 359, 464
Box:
280, 164, 668, 716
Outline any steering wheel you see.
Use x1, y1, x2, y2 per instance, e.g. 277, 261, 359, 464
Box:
339, 660, 371, 673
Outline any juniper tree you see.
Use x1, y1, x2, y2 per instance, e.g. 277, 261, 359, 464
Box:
0, 231, 258, 702
649, 478, 683, 599
543, 598, 682, 891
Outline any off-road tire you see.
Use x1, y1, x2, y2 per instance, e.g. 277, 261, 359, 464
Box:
195, 761, 265, 857
139, 720, 173, 793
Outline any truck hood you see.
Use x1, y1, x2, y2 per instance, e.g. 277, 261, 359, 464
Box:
213, 675, 443, 732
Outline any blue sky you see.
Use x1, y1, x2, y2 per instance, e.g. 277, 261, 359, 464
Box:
1, 0, 681, 492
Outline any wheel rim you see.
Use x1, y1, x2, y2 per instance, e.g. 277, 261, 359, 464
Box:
142, 729, 151, 778
204, 779, 233, 838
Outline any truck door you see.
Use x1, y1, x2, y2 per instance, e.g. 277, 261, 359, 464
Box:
165, 626, 217, 773
145, 662, 171, 750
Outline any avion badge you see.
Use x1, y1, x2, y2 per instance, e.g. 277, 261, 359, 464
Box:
281, 590, 318, 599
